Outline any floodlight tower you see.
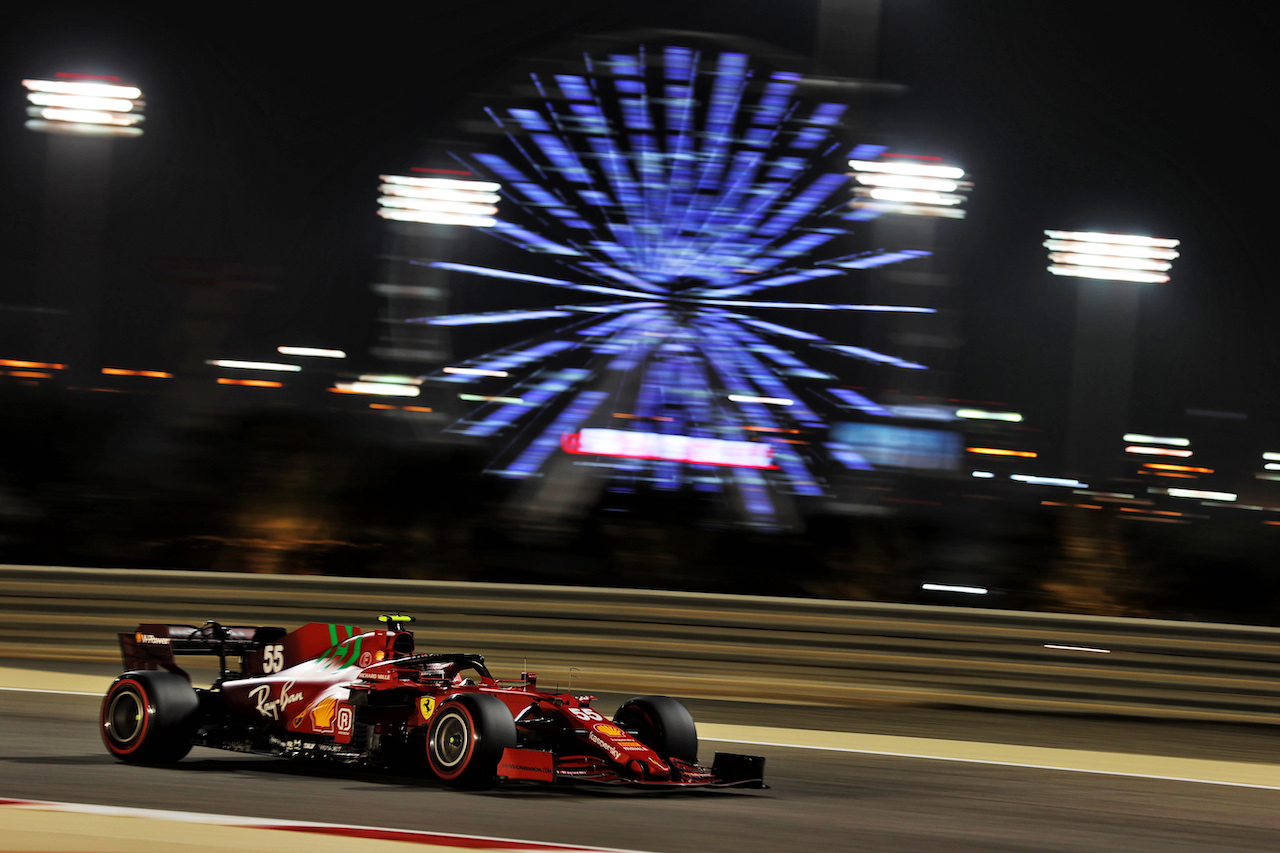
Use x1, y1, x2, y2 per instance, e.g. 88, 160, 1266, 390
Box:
372, 168, 501, 377
850, 150, 971, 405
21, 73, 145, 379
22, 75, 144, 136
1047, 230, 1181, 482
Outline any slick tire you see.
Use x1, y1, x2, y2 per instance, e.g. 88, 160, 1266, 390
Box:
426, 694, 517, 788
101, 670, 199, 764
613, 696, 698, 764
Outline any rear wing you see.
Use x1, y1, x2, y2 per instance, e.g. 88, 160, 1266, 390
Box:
119, 622, 287, 681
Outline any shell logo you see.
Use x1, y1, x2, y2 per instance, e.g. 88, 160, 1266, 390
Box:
312, 696, 338, 731
594, 723, 625, 737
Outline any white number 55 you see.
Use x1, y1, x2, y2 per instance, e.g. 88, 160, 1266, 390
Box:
262, 644, 285, 673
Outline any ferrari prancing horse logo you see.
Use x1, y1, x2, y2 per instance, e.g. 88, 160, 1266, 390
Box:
418, 697, 436, 720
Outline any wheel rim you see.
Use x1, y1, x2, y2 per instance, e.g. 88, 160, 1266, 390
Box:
106, 688, 145, 746
432, 711, 470, 769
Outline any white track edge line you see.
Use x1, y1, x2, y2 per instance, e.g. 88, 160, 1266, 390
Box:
0, 798, 654, 853
702, 737, 1280, 791
0, 686, 101, 696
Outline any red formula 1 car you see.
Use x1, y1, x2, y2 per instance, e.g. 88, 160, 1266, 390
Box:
100, 615, 766, 790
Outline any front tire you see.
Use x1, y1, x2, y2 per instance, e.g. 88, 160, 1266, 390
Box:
100, 671, 199, 764
426, 694, 517, 788
613, 695, 698, 764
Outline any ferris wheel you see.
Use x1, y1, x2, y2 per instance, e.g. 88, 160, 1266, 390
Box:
380, 38, 952, 529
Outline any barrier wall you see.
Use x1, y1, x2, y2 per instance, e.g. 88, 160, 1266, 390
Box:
5, 564, 1280, 723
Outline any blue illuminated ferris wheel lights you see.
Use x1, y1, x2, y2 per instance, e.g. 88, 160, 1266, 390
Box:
387, 42, 964, 527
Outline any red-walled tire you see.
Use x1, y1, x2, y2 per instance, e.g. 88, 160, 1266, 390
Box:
613, 696, 698, 764
426, 694, 516, 788
100, 671, 199, 764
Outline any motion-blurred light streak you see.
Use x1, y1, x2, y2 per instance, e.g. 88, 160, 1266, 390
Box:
0, 359, 64, 370
443, 366, 509, 378
1124, 433, 1190, 446
332, 382, 420, 397
459, 394, 526, 405
956, 408, 1022, 422
357, 374, 421, 385
922, 583, 988, 594
101, 368, 172, 378
207, 360, 301, 372
1164, 488, 1237, 502
728, 395, 794, 406
1125, 445, 1193, 457
1011, 474, 1087, 487
217, 378, 282, 388
967, 447, 1037, 458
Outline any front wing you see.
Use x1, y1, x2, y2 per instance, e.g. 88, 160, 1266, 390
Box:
498, 748, 767, 788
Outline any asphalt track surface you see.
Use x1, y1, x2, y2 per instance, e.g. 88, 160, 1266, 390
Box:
5, 661, 1280, 852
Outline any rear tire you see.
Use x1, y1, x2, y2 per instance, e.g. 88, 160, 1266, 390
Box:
426, 694, 517, 788
100, 671, 199, 764
613, 696, 698, 763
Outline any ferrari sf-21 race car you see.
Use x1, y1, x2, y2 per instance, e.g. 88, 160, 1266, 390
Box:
101, 615, 766, 790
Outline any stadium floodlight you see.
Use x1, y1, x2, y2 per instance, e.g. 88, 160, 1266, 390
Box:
1044, 230, 1180, 283
849, 154, 971, 218
22, 74, 144, 137
377, 173, 500, 227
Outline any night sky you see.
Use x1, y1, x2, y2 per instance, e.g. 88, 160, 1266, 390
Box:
3, 2, 1278, 462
